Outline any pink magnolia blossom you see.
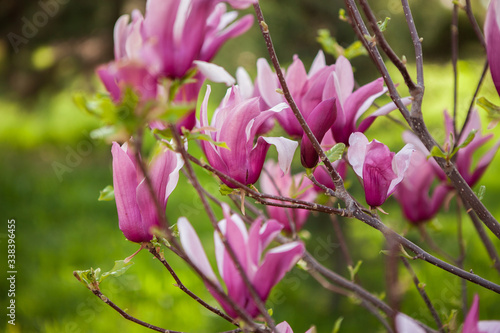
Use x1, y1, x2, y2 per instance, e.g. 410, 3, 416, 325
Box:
260, 160, 317, 232
485, 0, 500, 97
404, 110, 500, 187
98, 0, 252, 106
111, 142, 183, 242
348, 132, 414, 207
311, 130, 347, 192
142, 0, 253, 79
462, 294, 500, 333
255, 51, 337, 168
197, 85, 298, 188
394, 150, 451, 224
178, 204, 305, 319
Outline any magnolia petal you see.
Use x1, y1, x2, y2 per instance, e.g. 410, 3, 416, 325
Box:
334, 56, 355, 104
485, 0, 500, 96
111, 142, 144, 242
300, 97, 337, 168
236, 66, 254, 100
253, 241, 305, 301
262, 136, 298, 175
358, 96, 413, 133
469, 139, 500, 186
256, 58, 283, 107
347, 132, 369, 178
477, 321, 500, 333
114, 14, 130, 60
395, 313, 426, 333
178, 217, 219, 283
463, 294, 481, 333
194, 61, 236, 86
276, 322, 294, 333
387, 143, 415, 196
309, 50, 326, 78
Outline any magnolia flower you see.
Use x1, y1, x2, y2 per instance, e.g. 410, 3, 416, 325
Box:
326, 56, 414, 145
311, 130, 347, 192
348, 132, 414, 207
255, 52, 337, 168
111, 142, 183, 242
260, 160, 317, 232
485, 0, 500, 96
394, 150, 451, 224
197, 85, 298, 188
404, 110, 500, 187
142, 0, 253, 79
178, 205, 305, 318
98, 0, 253, 105
463, 294, 500, 333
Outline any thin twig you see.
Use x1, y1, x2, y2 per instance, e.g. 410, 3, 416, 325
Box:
147, 246, 236, 325
91, 288, 177, 333
401, 258, 446, 333
464, 0, 486, 49
170, 124, 276, 332
253, 2, 354, 208
457, 60, 489, 143
353, 210, 500, 294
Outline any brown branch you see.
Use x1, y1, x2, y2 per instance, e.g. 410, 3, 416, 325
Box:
401, 258, 446, 333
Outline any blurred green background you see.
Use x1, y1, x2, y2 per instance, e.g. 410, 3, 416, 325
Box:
1, 0, 500, 332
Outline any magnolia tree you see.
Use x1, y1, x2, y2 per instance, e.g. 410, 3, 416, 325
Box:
73, 0, 500, 332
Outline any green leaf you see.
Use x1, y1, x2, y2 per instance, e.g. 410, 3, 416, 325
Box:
344, 41, 368, 60
377, 17, 391, 32
332, 317, 344, 333
98, 185, 114, 201
317, 29, 342, 58
428, 146, 447, 160
476, 185, 486, 201
187, 131, 229, 149
219, 183, 236, 196
99, 260, 135, 283
325, 143, 346, 162
477, 97, 500, 120
267, 308, 273, 316
347, 260, 363, 281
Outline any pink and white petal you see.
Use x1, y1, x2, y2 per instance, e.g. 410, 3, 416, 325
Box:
357, 96, 413, 133
113, 14, 130, 60
257, 58, 283, 107
236, 66, 254, 100
178, 217, 220, 284
477, 321, 500, 333
194, 61, 235, 86
387, 144, 415, 196
334, 56, 355, 103
112, 142, 145, 242
258, 219, 284, 251
394, 313, 426, 333
253, 242, 305, 301
261, 137, 298, 175
308, 50, 326, 78
276, 321, 294, 333
463, 294, 480, 333
347, 132, 369, 178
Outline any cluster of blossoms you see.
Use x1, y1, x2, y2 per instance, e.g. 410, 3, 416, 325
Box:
94, 0, 500, 329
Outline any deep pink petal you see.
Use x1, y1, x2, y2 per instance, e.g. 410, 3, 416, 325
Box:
112, 142, 145, 242
253, 242, 305, 301
485, 0, 500, 96
300, 98, 337, 168
463, 294, 480, 333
